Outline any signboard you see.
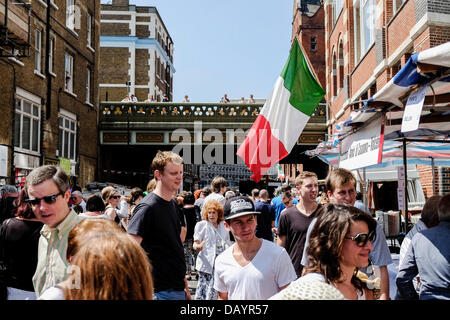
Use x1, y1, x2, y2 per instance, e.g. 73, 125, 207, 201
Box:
339, 115, 385, 170
59, 157, 71, 175
401, 85, 426, 133
0, 145, 7, 178
397, 166, 406, 210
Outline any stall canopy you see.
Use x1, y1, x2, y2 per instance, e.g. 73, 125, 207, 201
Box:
305, 42, 450, 231
307, 41, 450, 165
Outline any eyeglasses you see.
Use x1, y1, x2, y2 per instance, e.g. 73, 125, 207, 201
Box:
344, 231, 376, 247
283, 201, 290, 205
26, 192, 64, 206
109, 195, 120, 200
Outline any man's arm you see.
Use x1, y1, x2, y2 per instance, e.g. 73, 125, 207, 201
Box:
395, 239, 419, 300
378, 266, 390, 300
277, 235, 286, 247
218, 292, 228, 300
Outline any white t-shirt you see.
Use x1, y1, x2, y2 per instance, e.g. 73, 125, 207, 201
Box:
202, 192, 225, 210
213, 239, 297, 300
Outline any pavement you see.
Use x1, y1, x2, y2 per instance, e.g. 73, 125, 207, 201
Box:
186, 274, 198, 298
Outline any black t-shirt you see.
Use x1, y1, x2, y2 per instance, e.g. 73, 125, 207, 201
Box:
0, 217, 43, 291
127, 192, 185, 292
277, 204, 323, 277
182, 206, 197, 241
254, 200, 275, 241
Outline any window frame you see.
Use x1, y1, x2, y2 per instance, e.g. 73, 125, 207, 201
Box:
34, 29, 42, 73
65, 52, 74, 93
57, 110, 77, 161
87, 12, 93, 49
66, 0, 76, 30
14, 97, 41, 155
86, 67, 91, 104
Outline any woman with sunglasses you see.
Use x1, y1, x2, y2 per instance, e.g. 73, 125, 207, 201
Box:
101, 186, 128, 224
293, 204, 377, 300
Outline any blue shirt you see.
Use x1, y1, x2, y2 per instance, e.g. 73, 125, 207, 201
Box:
396, 221, 450, 300
271, 195, 298, 228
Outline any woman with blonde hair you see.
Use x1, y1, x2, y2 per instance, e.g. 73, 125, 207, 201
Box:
193, 200, 230, 300
40, 219, 153, 300
101, 186, 128, 223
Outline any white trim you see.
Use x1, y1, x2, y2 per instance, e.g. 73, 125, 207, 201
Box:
100, 20, 130, 24
33, 70, 46, 79
59, 108, 76, 120
64, 89, 77, 98
16, 87, 41, 105
8, 57, 24, 67
99, 84, 128, 87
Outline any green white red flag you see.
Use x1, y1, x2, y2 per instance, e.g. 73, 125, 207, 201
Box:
237, 40, 325, 182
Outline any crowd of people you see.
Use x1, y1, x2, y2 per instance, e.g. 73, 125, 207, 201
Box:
0, 151, 449, 301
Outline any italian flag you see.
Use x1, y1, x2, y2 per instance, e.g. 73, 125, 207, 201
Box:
237, 40, 325, 182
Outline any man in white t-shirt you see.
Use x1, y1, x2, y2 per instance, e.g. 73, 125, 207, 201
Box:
214, 196, 297, 300
203, 176, 227, 209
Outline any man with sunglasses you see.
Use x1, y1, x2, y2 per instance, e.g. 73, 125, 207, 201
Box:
25, 165, 82, 297
301, 168, 392, 300
70, 191, 86, 213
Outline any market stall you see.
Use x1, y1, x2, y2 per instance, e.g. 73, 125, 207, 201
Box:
306, 42, 450, 234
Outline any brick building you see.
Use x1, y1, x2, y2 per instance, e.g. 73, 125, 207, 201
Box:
324, 0, 450, 198
292, 0, 326, 88
99, 0, 174, 102
0, 0, 100, 188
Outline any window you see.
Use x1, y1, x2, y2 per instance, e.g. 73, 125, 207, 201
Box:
332, 51, 337, 97
14, 98, 41, 153
311, 36, 317, 52
58, 111, 77, 161
353, 0, 376, 64
49, 36, 55, 75
362, 0, 376, 53
86, 68, 91, 104
65, 52, 74, 92
66, 0, 75, 30
334, 0, 343, 23
87, 13, 92, 48
393, 0, 406, 15
35, 29, 42, 73
338, 40, 344, 90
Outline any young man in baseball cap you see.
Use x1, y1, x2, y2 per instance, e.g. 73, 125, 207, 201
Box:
213, 196, 297, 300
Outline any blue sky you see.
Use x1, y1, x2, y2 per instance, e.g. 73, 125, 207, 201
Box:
102, 0, 294, 102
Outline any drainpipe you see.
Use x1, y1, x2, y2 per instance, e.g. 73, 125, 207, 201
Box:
0, 59, 17, 185
45, 0, 52, 120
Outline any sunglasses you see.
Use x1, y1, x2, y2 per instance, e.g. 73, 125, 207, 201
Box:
26, 192, 64, 206
344, 231, 376, 247
109, 195, 120, 200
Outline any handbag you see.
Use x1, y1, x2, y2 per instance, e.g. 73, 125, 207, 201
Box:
211, 223, 231, 250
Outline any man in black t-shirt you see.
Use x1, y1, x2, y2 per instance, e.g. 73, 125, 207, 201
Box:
277, 171, 321, 277
127, 151, 187, 300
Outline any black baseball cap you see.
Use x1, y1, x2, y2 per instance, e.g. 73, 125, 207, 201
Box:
224, 196, 260, 221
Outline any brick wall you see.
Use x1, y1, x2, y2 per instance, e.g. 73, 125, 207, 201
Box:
99, 47, 130, 84
101, 23, 130, 36
387, 0, 416, 57
0, 0, 99, 187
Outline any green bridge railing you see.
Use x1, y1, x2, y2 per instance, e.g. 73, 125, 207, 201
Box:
99, 102, 327, 123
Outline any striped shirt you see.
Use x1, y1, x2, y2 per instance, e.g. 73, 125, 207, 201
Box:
32, 210, 82, 297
